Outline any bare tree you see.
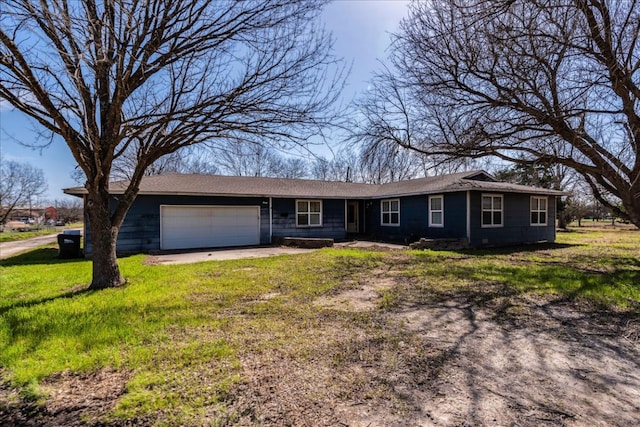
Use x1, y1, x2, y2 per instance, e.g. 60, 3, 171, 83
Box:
211, 142, 283, 177
0, 159, 47, 224
355, 0, 640, 227
311, 148, 360, 182
280, 157, 309, 179
111, 150, 186, 181
353, 68, 482, 181
310, 156, 333, 181
1, 0, 345, 288
112, 146, 222, 179
53, 198, 83, 224
181, 157, 219, 176
358, 138, 424, 184
209, 141, 311, 178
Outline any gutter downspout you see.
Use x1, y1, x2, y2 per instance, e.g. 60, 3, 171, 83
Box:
83, 194, 88, 257
269, 197, 273, 244
344, 200, 348, 232
466, 191, 471, 246
363, 200, 366, 234
553, 196, 557, 242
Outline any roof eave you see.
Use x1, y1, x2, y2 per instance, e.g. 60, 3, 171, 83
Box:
63, 188, 87, 198
372, 187, 566, 199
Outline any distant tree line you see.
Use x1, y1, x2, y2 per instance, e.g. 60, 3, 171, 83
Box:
106, 140, 484, 184
0, 159, 47, 224
0, 159, 83, 228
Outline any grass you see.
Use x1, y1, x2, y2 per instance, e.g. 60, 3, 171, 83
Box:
399, 223, 640, 307
0, 223, 83, 243
0, 248, 371, 422
0, 225, 638, 424
0, 228, 59, 242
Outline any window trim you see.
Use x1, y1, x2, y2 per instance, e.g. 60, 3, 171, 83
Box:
296, 199, 322, 228
428, 195, 444, 228
530, 196, 548, 226
481, 194, 503, 228
380, 198, 400, 226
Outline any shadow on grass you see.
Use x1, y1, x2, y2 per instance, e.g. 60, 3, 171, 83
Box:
0, 248, 85, 267
0, 286, 95, 320
456, 242, 580, 256
566, 270, 640, 309
322, 280, 640, 426
1, 248, 136, 267
431, 263, 640, 308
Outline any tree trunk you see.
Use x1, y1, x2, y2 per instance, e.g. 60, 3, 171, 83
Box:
557, 215, 567, 230
86, 188, 125, 290
619, 182, 640, 229
627, 202, 640, 229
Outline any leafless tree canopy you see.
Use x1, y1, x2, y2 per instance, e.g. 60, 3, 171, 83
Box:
205, 142, 308, 179
0, 0, 345, 288
52, 198, 83, 224
0, 159, 47, 224
354, 0, 640, 227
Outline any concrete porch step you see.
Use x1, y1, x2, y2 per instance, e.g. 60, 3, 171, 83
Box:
409, 238, 468, 250
280, 237, 334, 249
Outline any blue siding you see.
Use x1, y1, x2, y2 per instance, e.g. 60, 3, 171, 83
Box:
87, 195, 348, 255
365, 193, 468, 243
271, 198, 347, 241
82, 188, 557, 255
428, 193, 467, 239
85, 195, 270, 255
469, 192, 556, 247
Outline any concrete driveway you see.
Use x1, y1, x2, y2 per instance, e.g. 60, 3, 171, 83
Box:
146, 241, 406, 265
145, 246, 318, 265
0, 234, 406, 264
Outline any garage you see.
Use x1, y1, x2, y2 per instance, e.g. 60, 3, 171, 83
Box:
160, 205, 260, 250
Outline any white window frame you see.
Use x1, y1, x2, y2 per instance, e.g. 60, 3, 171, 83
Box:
428, 195, 444, 228
530, 196, 548, 226
481, 194, 503, 228
296, 200, 322, 227
381, 199, 400, 226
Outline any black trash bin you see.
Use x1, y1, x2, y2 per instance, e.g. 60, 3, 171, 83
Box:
57, 233, 82, 258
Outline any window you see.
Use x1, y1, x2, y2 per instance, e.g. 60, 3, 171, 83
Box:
381, 199, 400, 226
429, 195, 444, 227
531, 196, 547, 226
481, 194, 503, 227
296, 200, 322, 227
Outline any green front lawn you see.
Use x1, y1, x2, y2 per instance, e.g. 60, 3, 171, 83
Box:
0, 225, 638, 424
1, 246, 378, 422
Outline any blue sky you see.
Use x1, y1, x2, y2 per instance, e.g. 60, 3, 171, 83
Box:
0, 0, 410, 202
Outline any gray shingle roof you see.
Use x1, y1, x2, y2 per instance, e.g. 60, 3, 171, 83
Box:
63, 170, 566, 199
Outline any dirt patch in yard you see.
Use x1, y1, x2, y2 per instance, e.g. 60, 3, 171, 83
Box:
218, 282, 640, 426
313, 274, 395, 312
379, 294, 640, 426
0, 368, 132, 427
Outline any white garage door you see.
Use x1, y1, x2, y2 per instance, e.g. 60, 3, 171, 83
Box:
160, 205, 260, 250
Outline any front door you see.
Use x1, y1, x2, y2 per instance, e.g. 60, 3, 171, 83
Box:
347, 201, 359, 233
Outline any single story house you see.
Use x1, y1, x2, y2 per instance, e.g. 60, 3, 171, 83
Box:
63, 170, 564, 255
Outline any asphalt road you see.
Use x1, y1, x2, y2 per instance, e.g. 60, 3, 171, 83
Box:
0, 231, 81, 259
